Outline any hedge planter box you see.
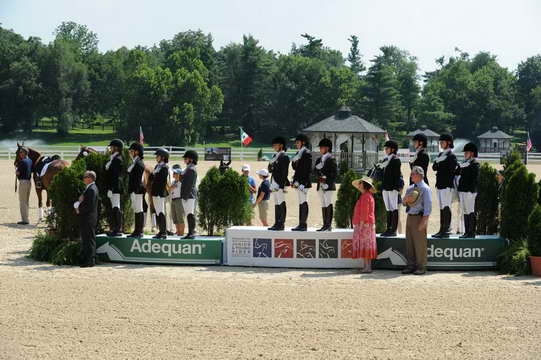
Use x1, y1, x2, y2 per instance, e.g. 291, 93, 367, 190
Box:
530, 256, 541, 276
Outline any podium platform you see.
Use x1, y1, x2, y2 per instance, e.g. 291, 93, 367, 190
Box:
224, 227, 508, 270
96, 234, 223, 265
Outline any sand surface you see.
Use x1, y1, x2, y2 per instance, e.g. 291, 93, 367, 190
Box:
1, 159, 540, 360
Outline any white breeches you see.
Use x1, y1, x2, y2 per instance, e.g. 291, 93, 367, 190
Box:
182, 198, 196, 215
272, 189, 286, 205
153, 196, 166, 216
108, 192, 120, 209
459, 192, 477, 215
296, 188, 308, 205
382, 190, 399, 211
318, 189, 334, 208
437, 188, 453, 210
130, 193, 144, 213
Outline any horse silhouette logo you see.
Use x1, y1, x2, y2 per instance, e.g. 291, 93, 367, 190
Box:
376, 247, 407, 266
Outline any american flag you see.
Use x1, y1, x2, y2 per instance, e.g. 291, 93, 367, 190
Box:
139, 126, 144, 145
527, 131, 532, 152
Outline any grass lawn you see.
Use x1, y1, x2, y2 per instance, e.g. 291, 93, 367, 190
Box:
6, 128, 271, 150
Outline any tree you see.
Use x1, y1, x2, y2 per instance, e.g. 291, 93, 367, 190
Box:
363, 61, 400, 129
334, 169, 360, 228
347, 35, 365, 75
475, 163, 499, 234
500, 164, 538, 243
54, 21, 99, 60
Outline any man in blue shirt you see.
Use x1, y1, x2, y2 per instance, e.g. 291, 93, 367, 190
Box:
16, 147, 33, 225
402, 166, 432, 275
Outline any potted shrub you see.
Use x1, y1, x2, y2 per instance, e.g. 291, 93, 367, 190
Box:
527, 205, 541, 276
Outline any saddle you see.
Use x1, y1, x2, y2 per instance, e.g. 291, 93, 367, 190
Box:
33, 155, 61, 187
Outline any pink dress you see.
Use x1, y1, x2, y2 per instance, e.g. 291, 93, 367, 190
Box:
352, 192, 377, 259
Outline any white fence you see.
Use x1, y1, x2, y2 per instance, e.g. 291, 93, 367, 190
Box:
2, 145, 541, 163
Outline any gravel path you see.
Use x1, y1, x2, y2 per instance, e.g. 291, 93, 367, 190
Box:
0, 159, 540, 360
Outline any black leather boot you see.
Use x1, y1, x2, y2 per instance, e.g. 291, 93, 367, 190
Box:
432, 209, 445, 238
441, 207, 451, 238
292, 203, 308, 231
108, 208, 123, 237
128, 212, 144, 238
153, 213, 167, 239
317, 207, 328, 231
459, 214, 470, 238
183, 214, 196, 239
388, 210, 398, 236
268, 205, 282, 231
380, 211, 393, 236
326, 204, 333, 231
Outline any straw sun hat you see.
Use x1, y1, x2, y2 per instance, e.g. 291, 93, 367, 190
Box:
352, 177, 377, 193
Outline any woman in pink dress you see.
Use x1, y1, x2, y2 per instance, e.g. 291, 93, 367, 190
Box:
351, 177, 377, 273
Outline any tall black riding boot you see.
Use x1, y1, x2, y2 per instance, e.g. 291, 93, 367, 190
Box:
183, 214, 197, 239
388, 210, 398, 236
459, 214, 470, 238
108, 208, 123, 237
432, 210, 445, 238
380, 211, 393, 236
128, 212, 144, 238
467, 213, 476, 238
441, 207, 451, 238
268, 205, 282, 231
292, 203, 308, 231
153, 213, 167, 239
274, 203, 285, 231
317, 207, 328, 231
325, 204, 333, 232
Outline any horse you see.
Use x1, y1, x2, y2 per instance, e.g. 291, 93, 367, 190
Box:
76, 145, 157, 229
14, 142, 70, 221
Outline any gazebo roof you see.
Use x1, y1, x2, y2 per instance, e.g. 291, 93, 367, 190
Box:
303, 106, 386, 134
407, 126, 440, 138
478, 126, 512, 139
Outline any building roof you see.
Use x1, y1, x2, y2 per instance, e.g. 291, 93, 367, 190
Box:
407, 126, 440, 138
303, 106, 386, 134
478, 126, 512, 139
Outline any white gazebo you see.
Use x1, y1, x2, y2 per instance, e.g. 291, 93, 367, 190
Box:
478, 127, 512, 153
302, 106, 386, 170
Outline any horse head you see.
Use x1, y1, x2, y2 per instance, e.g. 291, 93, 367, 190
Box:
14, 141, 39, 166
75, 145, 98, 161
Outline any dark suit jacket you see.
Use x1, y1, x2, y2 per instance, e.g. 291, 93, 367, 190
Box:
151, 164, 169, 197
433, 152, 458, 189
410, 149, 429, 184
79, 183, 99, 224
456, 160, 480, 193
105, 155, 123, 194
181, 165, 197, 200
292, 150, 312, 188
382, 157, 402, 191
128, 158, 145, 194
315, 155, 337, 191
268, 153, 290, 189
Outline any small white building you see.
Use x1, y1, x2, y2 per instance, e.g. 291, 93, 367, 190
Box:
478, 127, 512, 153
303, 106, 386, 170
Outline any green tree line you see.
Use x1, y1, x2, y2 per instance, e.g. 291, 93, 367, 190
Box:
2, 22, 541, 146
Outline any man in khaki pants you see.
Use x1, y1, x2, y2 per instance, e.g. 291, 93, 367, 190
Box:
16, 147, 33, 225
402, 166, 432, 275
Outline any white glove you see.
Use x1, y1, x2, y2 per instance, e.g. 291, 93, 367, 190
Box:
270, 183, 280, 192
322, 183, 329, 190
73, 201, 80, 209
293, 181, 299, 188
298, 184, 305, 192
107, 190, 113, 198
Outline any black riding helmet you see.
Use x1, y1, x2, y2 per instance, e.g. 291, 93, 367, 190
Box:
271, 136, 287, 150
155, 148, 170, 162
295, 134, 309, 145
463, 142, 478, 157
318, 138, 333, 151
183, 150, 199, 165
109, 139, 124, 149
384, 140, 398, 153
129, 142, 144, 158
439, 134, 454, 148
412, 133, 428, 148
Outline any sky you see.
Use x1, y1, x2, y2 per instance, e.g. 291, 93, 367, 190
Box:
1, 0, 540, 74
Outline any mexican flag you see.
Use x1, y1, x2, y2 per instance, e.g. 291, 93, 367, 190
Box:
240, 128, 253, 146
